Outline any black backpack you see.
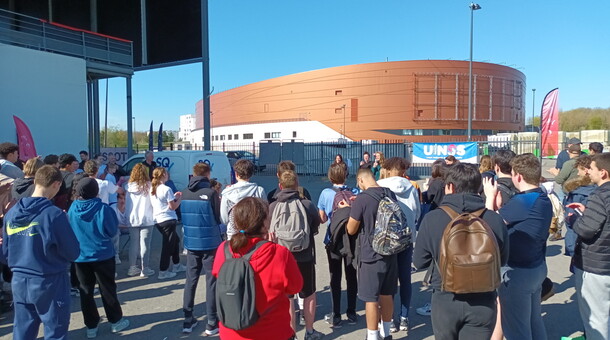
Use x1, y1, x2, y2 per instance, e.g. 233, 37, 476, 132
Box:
216, 240, 268, 330
325, 207, 353, 259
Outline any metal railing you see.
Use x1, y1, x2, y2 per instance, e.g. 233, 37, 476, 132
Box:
0, 8, 132, 68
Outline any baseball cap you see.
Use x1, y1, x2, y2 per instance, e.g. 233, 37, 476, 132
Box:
568, 137, 582, 144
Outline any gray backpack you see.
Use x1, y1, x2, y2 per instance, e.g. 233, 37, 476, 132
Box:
216, 241, 268, 330
269, 198, 310, 252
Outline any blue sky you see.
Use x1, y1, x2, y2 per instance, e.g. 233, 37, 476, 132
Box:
104, 1, 610, 131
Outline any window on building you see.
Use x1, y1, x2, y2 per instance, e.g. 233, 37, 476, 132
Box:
220, 135, 225, 141
264, 132, 271, 139
228, 135, 232, 140
293, 131, 297, 138
271, 132, 281, 138
335, 90, 342, 96
243, 133, 253, 140
234, 134, 239, 140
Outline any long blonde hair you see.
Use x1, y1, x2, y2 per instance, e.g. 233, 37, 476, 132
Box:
151, 167, 166, 197
129, 163, 150, 193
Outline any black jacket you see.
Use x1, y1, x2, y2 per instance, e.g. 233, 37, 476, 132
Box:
413, 193, 509, 291
573, 181, 610, 275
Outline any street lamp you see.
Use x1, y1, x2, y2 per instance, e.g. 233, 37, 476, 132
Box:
467, 2, 481, 141
532, 89, 536, 132
342, 104, 346, 139
132, 116, 136, 143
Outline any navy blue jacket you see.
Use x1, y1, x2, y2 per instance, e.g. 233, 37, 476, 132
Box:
2, 197, 80, 276
181, 176, 222, 251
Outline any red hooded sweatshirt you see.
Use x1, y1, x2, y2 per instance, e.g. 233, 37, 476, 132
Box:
212, 237, 303, 340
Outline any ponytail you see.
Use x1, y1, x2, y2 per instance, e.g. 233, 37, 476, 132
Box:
228, 197, 268, 253
151, 167, 165, 196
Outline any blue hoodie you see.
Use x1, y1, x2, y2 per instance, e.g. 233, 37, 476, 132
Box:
2, 197, 79, 276
68, 198, 118, 262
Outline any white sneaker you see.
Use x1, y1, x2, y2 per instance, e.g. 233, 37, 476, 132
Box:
158, 270, 177, 280
416, 302, 432, 316
172, 263, 186, 273
127, 266, 140, 277
140, 268, 155, 277
115, 255, 121, 264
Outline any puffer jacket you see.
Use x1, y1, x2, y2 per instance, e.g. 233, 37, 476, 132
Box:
573, 181, 610, 275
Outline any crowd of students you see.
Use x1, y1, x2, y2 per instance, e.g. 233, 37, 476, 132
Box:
1, 139, 609, 340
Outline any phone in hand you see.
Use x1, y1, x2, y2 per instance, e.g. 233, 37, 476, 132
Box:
574, 208, 584, 216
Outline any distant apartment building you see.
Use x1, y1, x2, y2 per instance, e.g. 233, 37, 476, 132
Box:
179, 113, 196, 141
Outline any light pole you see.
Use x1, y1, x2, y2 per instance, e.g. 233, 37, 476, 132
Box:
342, 104, 346, 139
467, 3, 481, 141
532, 88, 536, 132
132, 117, 136, 144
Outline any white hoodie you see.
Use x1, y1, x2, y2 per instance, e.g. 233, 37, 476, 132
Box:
221, 181, 266, 239
377, 176, 421, 230
125, 182, 154, 227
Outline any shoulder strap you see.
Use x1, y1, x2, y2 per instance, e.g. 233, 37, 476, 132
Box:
243, 240, 269, 261
439, 206, 459, 220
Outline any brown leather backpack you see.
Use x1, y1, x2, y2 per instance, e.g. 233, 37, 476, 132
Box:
438, 207, 501, 294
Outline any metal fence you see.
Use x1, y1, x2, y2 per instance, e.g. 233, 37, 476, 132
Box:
180, 139, 539, 179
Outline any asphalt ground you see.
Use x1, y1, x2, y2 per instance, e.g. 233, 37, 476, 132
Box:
0, 158, 585, 339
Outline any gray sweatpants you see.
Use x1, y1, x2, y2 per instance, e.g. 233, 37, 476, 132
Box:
575, 268, 610, 340
128, 226, 154, 269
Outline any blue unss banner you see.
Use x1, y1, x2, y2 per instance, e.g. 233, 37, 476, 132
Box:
412, 142, 478, 164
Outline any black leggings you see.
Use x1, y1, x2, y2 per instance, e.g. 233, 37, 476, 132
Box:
155, 219, 181, 271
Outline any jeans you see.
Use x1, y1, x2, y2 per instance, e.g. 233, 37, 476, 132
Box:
395, 246, 413, 319
498, 263, 547, 340
128, 226, 153, 269
326, 249, 357, 316
74, 258, 123, 328
575, 267, 610, 340
155, 219, 181, 271
12, 272, 71, 340
183, 249, 217, 325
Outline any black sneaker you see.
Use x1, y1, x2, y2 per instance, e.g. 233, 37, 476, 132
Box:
182, 317, 198, 334
346, 311, 358, 325
205, 322, 219, 336
324, 313, 342, 328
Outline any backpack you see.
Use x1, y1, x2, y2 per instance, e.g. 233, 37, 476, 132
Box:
331, 186, 355, 213
364, 188, 411, 256
437, 206, 501, 294
269, 197, 310, 252
216, 241, 268, 330
325, 206, 352, 258
497, 182, 516, 202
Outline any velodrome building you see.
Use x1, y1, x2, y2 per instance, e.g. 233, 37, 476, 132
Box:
187, 60, 526, 146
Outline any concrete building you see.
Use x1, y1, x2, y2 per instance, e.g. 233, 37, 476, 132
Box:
179, 114, 196, 141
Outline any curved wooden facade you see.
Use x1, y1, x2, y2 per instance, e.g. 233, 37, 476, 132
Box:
196, 60, 526, 141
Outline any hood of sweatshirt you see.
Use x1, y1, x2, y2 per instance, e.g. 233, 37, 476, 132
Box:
9, 197, 53, 225
221, 181, 263, 203
187, 176, 211, 192
273, 188, 300, 202
441, 192, 485, 213
377, 176, 415, 197
12, 177, 34, 195
69, 198, 104, 222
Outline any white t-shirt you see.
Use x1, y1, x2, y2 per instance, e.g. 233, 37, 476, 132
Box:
150, 184, 177, 223
95, 178, 119, 204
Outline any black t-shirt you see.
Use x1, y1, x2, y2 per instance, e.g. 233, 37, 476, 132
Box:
349, 186, 397, 263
